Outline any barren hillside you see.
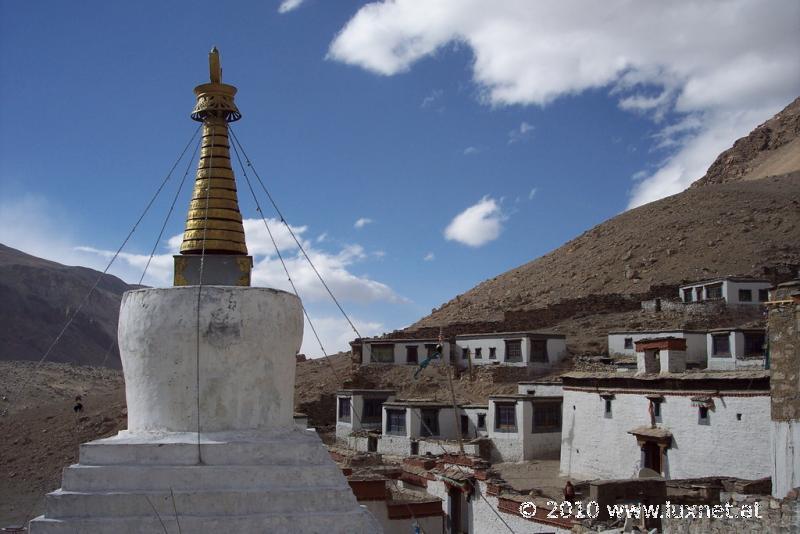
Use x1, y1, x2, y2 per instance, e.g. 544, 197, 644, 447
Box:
0, 245, 134, 368
409, 98, 800, 332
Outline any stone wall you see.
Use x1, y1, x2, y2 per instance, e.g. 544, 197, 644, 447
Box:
769, 281, 800, 420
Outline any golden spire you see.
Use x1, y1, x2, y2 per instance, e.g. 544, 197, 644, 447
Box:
180, 47, 247, 256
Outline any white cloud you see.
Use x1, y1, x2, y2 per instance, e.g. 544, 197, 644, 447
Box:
300, 315, 384, 357
328, 0, 800, 208
444, 195, 505, 247
423, 252, 435, 261
528, 187, 537, 200
508, 121, 534, 144
278, 0, 305, 14
316, 232, 328, 243
421, 88, 443, 109
463, 146, 478, 155
354, 217, 373, 229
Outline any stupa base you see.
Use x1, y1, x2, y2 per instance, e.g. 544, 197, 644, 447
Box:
29, 428, 380, 533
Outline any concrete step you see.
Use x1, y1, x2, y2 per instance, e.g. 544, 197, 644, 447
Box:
79, 433, 331, 466
29, 508, 380, 534
45, 486, 359, 518
61, 463, 344, 492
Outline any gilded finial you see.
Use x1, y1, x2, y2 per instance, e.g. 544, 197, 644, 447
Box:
209, 46, 222, 83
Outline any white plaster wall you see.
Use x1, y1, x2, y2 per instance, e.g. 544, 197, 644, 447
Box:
362, 341, 450, 366
377, 435, 412, 456
455, 336, 566, 368
417, 440, 481, 457
608, 332, 707, 363
517, 383, 564, 396
488, 399, 528, 462
524, 431, 562, 460
678, 280, 770, 304
560, 389, 771, 481
118, 287, 302, 433
707, 331, 765, 370
771, 420, 800, 498
462, 408, 489, 438
470, 481, 571, 534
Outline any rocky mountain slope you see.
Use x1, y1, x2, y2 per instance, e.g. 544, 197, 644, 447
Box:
408, 98, 800, 334
0, 244, 134, 368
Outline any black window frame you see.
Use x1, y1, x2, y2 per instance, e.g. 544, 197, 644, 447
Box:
624, 337, 634, 350
738, 289, 752, 302
530, 339, 548, 363
743, 332, 765, 356
758, 289, 769, 302
706, 283, 723, 300
462, 348, 469, 360
532, 401, 562, 433
405, 345, 418, 364
475, 347, 482, 359
420, 408, 440, 437
505, 339, 523, 363
371, 344, 395, 363
338, 397, 351, 422
362, 398, 383, 423
489, 347, 497, 359
385, 408, 406, 435
494, 403, 517, 432
712, 334, 731, 357
477, 413, 486, 430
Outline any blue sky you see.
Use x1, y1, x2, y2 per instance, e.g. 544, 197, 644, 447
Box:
1, 1, 798, 355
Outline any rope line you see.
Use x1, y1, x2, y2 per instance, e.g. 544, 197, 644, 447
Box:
10, 125, 201, 401
229, 128, 514, 531
228, 127, 362, 340
138, 136, 201, 286
194, 122, 216, 464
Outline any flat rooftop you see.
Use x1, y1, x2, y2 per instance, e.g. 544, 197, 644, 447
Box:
455, 330, 566, 339
562, 370, 769, 392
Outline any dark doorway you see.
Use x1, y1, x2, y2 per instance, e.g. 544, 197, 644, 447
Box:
460, 415, 469, 437
406, 345, 418, 364
642, 441, 662, 474
448, 486, 463, 533
367, 436, 377, 452
410, 441, 419, 455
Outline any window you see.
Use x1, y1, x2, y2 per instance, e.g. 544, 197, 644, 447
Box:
406, 346, 418, 364
338, 397, 351, 422
489, 347, 497, 359
425, 344, 438, 357
420, 409, 439, 437
495, 403, 517, 432
475, 348, 482, 359
695, 287, 703, 300
477, 413, 486, 430
738, 289, 752, 302
531, 339, 548, 363
462, 348, 469, 360
363, 398, 383, 423
603, 398, 613, 417
624, 337, 634, 350
652, 400, 661, 418
758, 289, 769, 302
532, 402, 562, 433
683, 288, 693, 303
698, 406, 709, 424
744, 333, 765, 356
712, 334, 730, 357
386, 409, 406, 435
505, 340, 523, 363
371, 344, 394, 363
706, 283, 723, 300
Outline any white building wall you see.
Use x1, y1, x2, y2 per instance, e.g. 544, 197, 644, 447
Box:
772, 420, 800, 498
707, 331, 765, 370
361, 341, 451, 366
608, 332, 707, 364
678, 280, 771, 304
360, 500, 443, 534
470, 481, 571, 534
455, 336, 567, 368
462, 407, 489, 438
560, 389, 771, 481
517, 383, 563, 396
377, 435, 412, 456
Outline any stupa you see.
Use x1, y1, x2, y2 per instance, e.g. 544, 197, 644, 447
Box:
29, 48, 380, 533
